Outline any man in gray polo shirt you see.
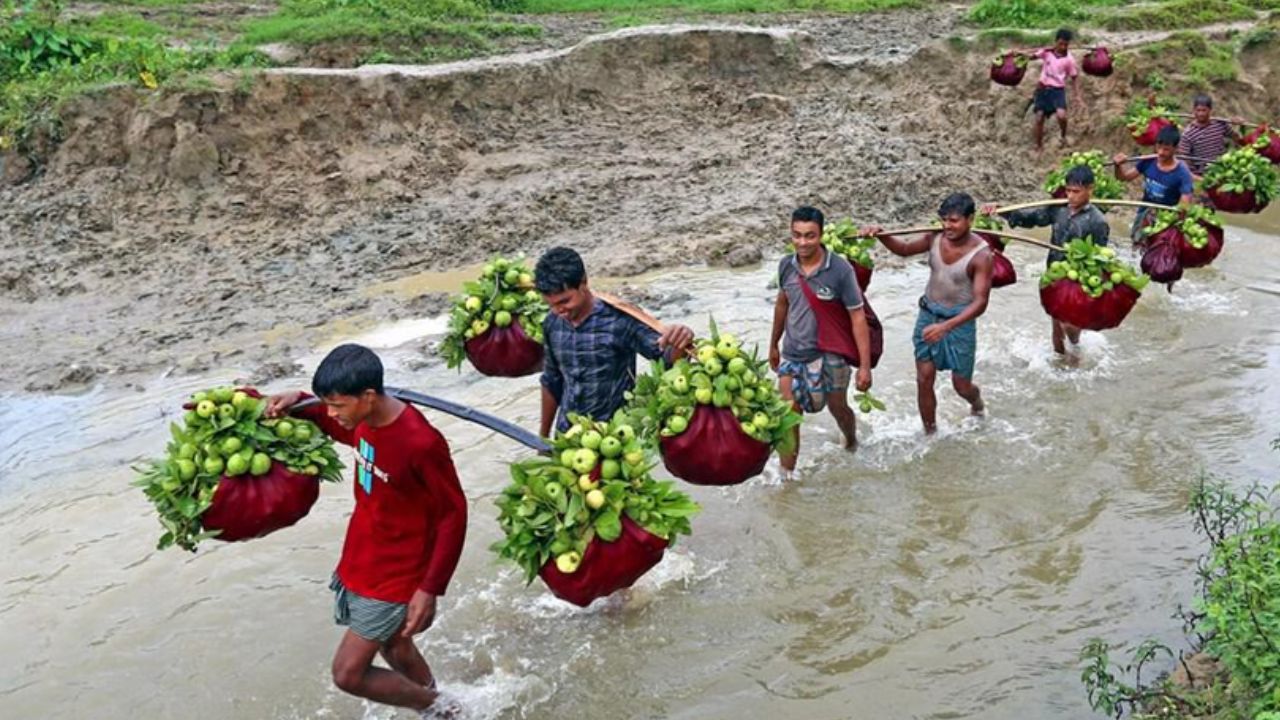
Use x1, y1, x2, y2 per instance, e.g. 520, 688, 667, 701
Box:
769, 206, 873, 479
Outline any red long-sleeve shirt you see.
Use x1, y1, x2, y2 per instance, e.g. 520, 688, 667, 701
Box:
297, 400, 468, 602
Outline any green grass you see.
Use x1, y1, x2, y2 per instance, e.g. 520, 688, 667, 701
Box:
237, 0, 539, 57
1099, 0, 1258, 31
1131, 31, 1240, 87
68, 12, 168, 39
966, 0, 1126, 29
516, 0, 925, 13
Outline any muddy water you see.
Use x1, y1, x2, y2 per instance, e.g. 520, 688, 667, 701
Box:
3, 208, 1280, 720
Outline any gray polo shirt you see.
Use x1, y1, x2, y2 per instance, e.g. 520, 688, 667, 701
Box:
778, 249, 864, 363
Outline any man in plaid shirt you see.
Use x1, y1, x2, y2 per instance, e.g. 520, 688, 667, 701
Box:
535, 247, 694, 437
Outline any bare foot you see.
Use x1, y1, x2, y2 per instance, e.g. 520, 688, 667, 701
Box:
419, 693, 463, 720
840, 432, 857, 452
970, 397, 985, 417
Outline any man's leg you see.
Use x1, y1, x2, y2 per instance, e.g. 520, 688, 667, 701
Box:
1056, 106, 1069, 145
915, 360, 939, 434
826, 389, 857, 451
951, 374, 985, 417
1033, 111, 1047, 151
777, 374, 802, 475
1051, 318, 1067, 355
332, 630, 437, 711
380, 633, 436, 690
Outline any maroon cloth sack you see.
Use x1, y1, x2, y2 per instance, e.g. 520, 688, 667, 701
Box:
539, 517, 668, 607
202, 463, 321, 542
853, 262, 873, 292
990, 53, 1027, 87
978, 234, 1017, 288
660, 406, 771, 486
1039, 279, 1141, 331
464, 323, 544, 377
1175, 223, 1224, 269
1140, 232, 1185, 284
1082, 47, 1114, 77
1132, 117, 1175, 146
1241, 125, 1280, 164
796, 276, 884, 369
1206, 188, 1263, 214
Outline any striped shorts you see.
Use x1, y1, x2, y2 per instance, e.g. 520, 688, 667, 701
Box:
330, 573, 407, 643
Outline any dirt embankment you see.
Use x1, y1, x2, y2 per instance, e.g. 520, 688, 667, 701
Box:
3, 17, 1280, 394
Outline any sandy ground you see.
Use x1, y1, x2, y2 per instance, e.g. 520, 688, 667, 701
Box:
4, 9, 1280, 394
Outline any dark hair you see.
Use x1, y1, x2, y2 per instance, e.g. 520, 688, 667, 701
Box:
1192, 94, 1213, 109
1056, 28, 1074, 42
312, 344, 384, 397
791, 206, 825, 231
1065, 165, 1096, 187
535, 246, 587, 294
1156, 125, 1181, 147
938, 192, 976, 218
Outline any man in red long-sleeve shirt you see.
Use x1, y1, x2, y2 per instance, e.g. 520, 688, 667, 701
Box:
267, 344, 467, 718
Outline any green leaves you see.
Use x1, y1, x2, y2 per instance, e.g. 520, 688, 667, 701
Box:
1201, 146, 1280, 205
1041, 150, 1126, 200
492, 413, 699, 584
134, 386, 344, 552
440, 254, 546, 370
1141, 203, 1221, 249
1040, 235, 1149, 296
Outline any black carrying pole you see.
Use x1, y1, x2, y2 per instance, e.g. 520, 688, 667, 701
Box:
294, 386, 549, 452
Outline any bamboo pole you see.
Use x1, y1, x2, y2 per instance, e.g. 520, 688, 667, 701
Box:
1169, 111, 1258, 129
991, 197, 1172, 214
1102, 152, 1218, 167
871, 227, 1060, 253
595, 290, 696, 358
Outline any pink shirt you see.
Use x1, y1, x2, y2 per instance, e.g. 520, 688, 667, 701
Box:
1036, 49, 1078, 88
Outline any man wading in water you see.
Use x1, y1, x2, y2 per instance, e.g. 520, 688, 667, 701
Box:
866, 193, 994, 434
535, 246, 694, 438
769, 206, 873, 479
1113, 125, 1195, 241
985, 164, 1110, 364
267, 345, 467, 719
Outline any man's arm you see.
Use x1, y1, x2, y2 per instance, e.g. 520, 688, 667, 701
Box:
863, 226, 932, 257
769, 290, 788, 371
538, 322, 564, 438
1112, 153, 1142, 182
849, 306, 873, 391
265, 391, 356, 446
991, 204, 1054, 229
403, 434, 469, 637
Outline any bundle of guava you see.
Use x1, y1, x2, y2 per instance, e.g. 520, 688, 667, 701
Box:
1202, 144, 1279, 214
133, 386, 343, 552
971, 213, 1017, 288
1140, 203, 1225, 282
1082, 46, 1114, 77
1042, 150, 1126, 200
1125, 102, 1177, 146
820, 217, 875, 291
491, 414, 700, 607
1239, 123, 1280, 165
990, 52, 1028, 87
623, 321, 802, 486
441, 255, 547, 377
1039, 237, 1149, 330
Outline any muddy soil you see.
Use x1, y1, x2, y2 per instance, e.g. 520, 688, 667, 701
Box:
4, 14, 1280, 394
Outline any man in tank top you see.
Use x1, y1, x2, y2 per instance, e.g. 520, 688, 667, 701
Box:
865, 193, 994, 434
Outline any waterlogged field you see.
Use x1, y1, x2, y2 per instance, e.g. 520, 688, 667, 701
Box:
1, 208, 1278, 719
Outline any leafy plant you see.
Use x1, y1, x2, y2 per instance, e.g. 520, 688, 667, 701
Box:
1043, 150, 1127, 200
133, 386, 342, 551
440, 255, 546, 369
1200, 144, 1280, 204
1041, 236, 1149, 297
1142, 203, 1223, 249
819, 217, 877, 270
623, 317, 802, 452
491, 413, 699, 582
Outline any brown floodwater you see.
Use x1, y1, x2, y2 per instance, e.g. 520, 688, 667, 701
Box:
2, 206, 1278, 719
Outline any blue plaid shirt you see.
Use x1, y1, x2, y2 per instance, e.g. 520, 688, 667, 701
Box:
541, 298, 664, 431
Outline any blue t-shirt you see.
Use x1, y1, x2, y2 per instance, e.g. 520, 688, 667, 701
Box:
1136, 158, 1194, 205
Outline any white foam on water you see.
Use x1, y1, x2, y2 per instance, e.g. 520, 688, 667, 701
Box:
1165, 285, 1240, 315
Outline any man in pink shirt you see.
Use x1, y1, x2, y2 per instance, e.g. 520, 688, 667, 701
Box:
1019, 29, 1085, 154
